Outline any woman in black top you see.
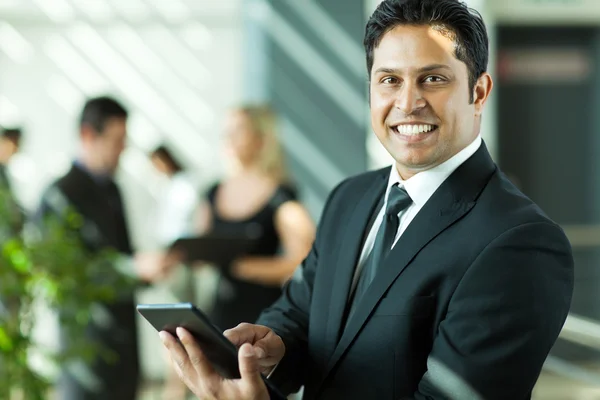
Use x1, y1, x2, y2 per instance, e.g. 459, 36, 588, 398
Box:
197, 105, 315, 331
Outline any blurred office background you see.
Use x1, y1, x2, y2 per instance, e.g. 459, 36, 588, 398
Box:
1, 0, 600, 398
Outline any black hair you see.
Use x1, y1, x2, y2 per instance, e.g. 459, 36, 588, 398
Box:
1, 127, 22, 144
364, 0, 489, 102
79, 96, 128, 133
151, 144, 184, 173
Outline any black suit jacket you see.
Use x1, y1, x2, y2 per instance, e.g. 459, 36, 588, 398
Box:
38, 163, 133, 255
257, 143, 574, 400
0, 164, 25, 234
36, 163, 139, 400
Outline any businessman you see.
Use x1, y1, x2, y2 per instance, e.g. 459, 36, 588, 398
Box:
0, 127, 25, 234
162, 0, 574, 399
37, 96, 169, 399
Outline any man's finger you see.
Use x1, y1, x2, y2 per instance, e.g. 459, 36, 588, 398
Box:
254, 331, 285, 363
223, 323, 259, 347
160, 331, 192, 379
238, 343, 265, 390
176, 327, 215, 377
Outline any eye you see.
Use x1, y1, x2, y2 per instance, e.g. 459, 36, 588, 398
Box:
423, 75, 445, 83
381, 76, 399, 85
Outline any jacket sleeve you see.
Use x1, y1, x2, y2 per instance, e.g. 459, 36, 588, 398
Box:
413, 222, 574, 400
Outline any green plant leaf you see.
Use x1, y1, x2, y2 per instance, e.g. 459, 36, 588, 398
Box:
0, 326, 14, 351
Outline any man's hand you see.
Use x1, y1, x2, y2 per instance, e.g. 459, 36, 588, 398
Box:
223, 323, 286, 375
161, 327, 270, 400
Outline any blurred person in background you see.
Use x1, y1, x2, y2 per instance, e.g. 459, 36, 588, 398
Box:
0, 127, 25, 233
150, 144, 199, 251
36, 96, 170, 400
0, 127, 22, 192
149, 144, 200, 400
0, 126, 26, 337
195, 104, 315, 332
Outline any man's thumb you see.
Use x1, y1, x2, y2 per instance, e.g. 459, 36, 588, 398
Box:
239, 343, 263, 385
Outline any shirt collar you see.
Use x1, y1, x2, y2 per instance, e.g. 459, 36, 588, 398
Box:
386, 135, 482, 207
74, 159, 112, 185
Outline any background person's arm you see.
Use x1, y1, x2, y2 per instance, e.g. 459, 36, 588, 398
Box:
192, 200, 213, 235
231, 200, 316, 286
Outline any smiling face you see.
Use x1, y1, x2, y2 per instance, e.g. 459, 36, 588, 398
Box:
369, 24, 492, 179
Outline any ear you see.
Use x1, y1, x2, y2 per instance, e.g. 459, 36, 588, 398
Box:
80, 124, 97, 145
473, 72, 493, 117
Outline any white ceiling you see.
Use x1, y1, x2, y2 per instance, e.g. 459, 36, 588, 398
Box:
0, 0, 240, 24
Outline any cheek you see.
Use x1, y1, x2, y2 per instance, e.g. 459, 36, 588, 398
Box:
427, 96, 455, 129
370, 92, 391, 122
442, 102, 469, 129
433, 87, 471, 121
241, 135, 261, 154
226, 134, 243, 149
230, 139, 253, 159
242, 135, 255, 148
112, 142, 123, 155
234, 139, 251, 154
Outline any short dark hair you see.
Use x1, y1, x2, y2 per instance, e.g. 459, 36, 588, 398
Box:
151, 144, 184, 173
1, 127, 22, 144
364, 0, 489, 102
79, 96, 128, 133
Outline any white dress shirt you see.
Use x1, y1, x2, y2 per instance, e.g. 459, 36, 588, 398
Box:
350, 135, 483, 293
155, 173, 199, 246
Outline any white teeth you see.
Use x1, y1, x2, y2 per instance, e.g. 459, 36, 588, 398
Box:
395, 124, 435, 135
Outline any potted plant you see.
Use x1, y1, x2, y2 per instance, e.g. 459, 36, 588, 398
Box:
0, 187, 133, 400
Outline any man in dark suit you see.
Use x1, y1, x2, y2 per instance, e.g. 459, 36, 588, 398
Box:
37, 96, 168, 400
161, 0, 574, 399
0, 127, 25, 234
0, 127, 26, 327
0, 127, 22, 191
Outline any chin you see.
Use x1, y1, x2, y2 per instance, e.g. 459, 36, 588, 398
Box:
395, 150, 436, 170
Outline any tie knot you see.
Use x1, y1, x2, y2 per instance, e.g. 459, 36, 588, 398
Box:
386, 184, 412, 216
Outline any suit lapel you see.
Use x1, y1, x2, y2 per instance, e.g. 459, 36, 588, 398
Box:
320, 143, 498, 385
322, 171, 387, 356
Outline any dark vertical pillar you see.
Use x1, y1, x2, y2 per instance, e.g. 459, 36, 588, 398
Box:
242, 0, 368, 218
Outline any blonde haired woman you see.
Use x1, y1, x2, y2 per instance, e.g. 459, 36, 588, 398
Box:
197, 104, 315, 331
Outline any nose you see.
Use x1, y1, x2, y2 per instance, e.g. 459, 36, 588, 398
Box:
394, 83, 426, 115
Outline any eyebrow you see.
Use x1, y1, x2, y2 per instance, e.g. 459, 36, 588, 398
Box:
374, 64, 452, 74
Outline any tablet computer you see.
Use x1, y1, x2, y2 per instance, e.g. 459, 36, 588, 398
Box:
169, 233, 260, 265
137, 302, 239, 378
137, 303, 285, 398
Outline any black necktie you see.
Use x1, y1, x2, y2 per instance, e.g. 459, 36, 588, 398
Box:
345, 183, 413, 324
